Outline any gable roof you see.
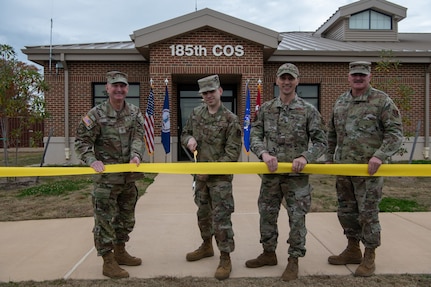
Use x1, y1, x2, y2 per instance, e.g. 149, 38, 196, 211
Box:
130, 8, 281, 60
314, 0, 407, 37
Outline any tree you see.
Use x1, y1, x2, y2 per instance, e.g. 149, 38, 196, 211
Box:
373, 50, 414, 157
0, 44, 49, 166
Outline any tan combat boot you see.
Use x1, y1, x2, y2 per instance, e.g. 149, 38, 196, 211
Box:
114, 243, 142, 266
214, 251, 232, 280
245, 250, 278, 268
102, 251, 129, 279
354, 248, 376, 277
186, 238, 214, 261
281, 257, 298, 281
328, 237, 362, 265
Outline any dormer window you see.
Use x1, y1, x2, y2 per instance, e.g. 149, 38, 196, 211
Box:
349, 10, 392, 30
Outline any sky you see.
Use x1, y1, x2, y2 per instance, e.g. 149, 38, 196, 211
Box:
1, 0, 431, 66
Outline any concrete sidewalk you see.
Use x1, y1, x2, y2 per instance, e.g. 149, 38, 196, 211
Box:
1, 173, 430, 282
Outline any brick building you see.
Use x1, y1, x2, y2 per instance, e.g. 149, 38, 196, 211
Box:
23, 0, 431, 164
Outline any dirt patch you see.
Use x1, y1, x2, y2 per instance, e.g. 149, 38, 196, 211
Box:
1, 174, 429, 221
310, 174, 431, 213
1, 274, 431, 287
0, 173, 430, 286
0, 174, 154, 221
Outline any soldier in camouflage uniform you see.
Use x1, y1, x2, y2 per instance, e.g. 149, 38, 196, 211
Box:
75, 71, 146, 279
181, 75, 242, 280
326, 61, 403, 277
245, 63, 327, 282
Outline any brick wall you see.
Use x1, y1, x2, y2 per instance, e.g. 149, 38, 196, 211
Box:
43, 62, 150, 138
41, 29, 429, 140
149, 27, 264, 137
263, 62, 428, 135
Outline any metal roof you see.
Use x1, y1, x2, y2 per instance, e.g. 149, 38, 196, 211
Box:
27, 32, 431, 53
24, 41, 136, 52
277, 32, 431, 52
269, 32, 431, 63
23, 31, 431, 65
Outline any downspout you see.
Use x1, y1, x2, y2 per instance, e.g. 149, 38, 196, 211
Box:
424, 64, 430, 159
61, 53, 70, 160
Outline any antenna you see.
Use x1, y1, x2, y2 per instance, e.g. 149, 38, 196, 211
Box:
195, 0, 197, 11
49, 18, 53, 73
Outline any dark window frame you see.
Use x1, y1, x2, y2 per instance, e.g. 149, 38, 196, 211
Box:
349, 9, 392, 30
92, 82, 141, 107
273, 83, 321, 111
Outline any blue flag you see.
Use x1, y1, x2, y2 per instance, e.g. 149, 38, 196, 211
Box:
243, 82, 251, 155
161, 85, 171, 154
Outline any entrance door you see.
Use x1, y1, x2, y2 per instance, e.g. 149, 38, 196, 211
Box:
178, 83, 237, 161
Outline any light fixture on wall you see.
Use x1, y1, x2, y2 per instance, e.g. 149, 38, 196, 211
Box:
55, 62, 63, 74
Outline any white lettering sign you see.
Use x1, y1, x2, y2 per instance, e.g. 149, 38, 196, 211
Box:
170, 44, 244, 57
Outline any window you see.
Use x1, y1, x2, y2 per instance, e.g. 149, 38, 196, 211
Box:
273, 84, 320, 110
93, 83, 140, 107
349, 10, 391, 30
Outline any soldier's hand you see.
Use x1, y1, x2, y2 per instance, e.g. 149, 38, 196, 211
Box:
90, 160, 105, 173
262, 153, 278, 173
368, 156, 382, 175
187, 137, 198, 153
292, 156, 307, 173
130, 156, 140, 166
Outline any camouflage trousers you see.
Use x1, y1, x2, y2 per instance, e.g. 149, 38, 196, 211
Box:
335, 176, 383, 248
194, 175, 235, 253
91, 182, 138, 256
258, 174, 312, 258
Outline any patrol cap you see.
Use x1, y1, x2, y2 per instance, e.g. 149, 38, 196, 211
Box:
276, 63, 300, 78
349, 61, 371, 75
106, 71, 128, 85
198, 75, 220, 93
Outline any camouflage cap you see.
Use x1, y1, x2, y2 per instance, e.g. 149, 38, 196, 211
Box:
198, 75, 220, 93
106, 71, 128, 85
276, 63, 299, 78
349, 61, 371, 75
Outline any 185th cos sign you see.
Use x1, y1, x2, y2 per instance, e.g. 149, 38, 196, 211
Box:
169, 44, 244, 57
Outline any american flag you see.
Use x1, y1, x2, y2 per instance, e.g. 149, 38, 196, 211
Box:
144, 87, 155, 155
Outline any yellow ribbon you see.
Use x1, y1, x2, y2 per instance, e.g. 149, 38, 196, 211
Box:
1, 162, 430, 177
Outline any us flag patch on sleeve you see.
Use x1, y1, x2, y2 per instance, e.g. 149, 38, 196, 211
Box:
83, 115, 93, 127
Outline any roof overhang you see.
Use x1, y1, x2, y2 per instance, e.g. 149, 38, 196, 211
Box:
22, 42, 144, 66
269, 50, 431, 64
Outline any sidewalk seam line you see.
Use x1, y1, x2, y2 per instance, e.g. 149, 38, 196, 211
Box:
63, 247, 95, 279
